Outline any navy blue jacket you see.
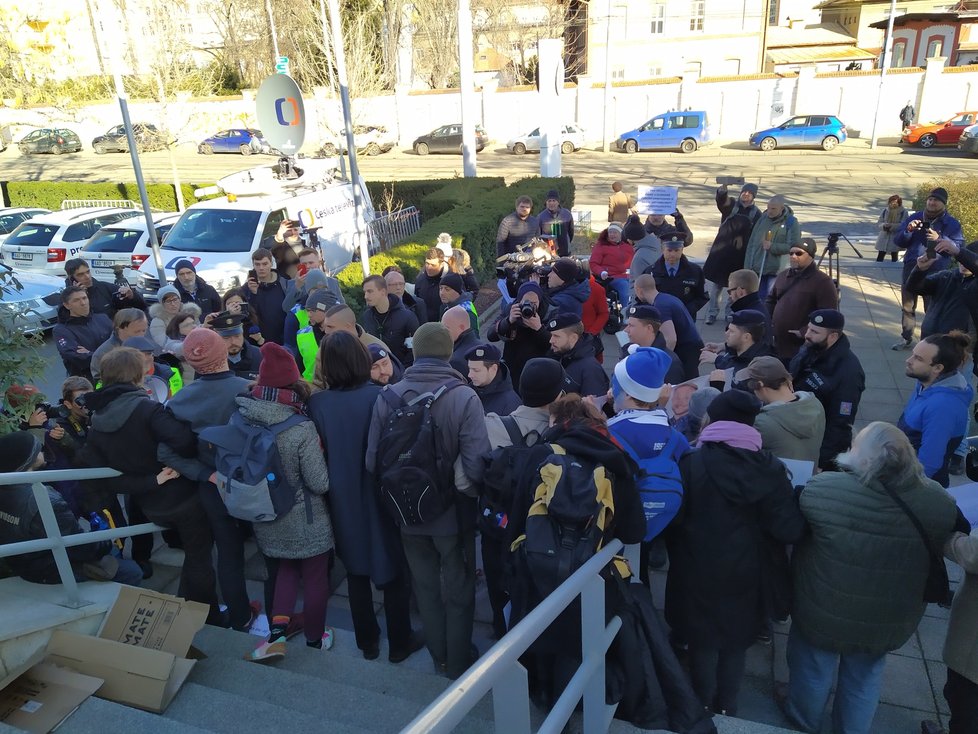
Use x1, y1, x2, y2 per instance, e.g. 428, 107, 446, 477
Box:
551, 334, 609, 397
244, 275, 290, 345
548, 279, 590, 319
650, 256, 709, 317
893, 210, 964, 279
53, 313, 114, 381
474, 363, 522, 416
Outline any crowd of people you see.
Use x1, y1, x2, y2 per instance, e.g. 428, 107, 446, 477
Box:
0, 181, 976, 734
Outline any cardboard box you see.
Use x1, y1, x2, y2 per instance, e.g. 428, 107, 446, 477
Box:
44, 587, 208, 713
0, 661, 103, 733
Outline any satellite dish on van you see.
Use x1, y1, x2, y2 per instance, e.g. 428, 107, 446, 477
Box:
256, 74, 306, 156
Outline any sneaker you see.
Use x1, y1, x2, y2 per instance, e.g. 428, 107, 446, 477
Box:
308, 626, 335, 651
705, 315, 716, 325
891, 338, 913, 350
949, 454, 965, 476
389, 630, 425, 664
246, 636, 286, 663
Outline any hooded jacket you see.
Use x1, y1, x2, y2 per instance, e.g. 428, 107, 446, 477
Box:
906, 248, 978, 341
81, 383, 197, 519
898, 369, 974, 487
753, 392, 826, 464
552, 333, 609, 397
666, 436, 806, 649
582, 275, 610, 336
174, 275, 221, 317
234, 396, 333, 559
650, 255, 708, 317
244, 274, 290, 345
703, 212, 755, 286
548, 278, 590, 319
628, 233, 663, 287
789, 334, 865, 470
473, 363, 522, 416
149, 301, 201, 349
365, 358, 489, 537
792, 470, 957, 655
449, 328, 483, 376
589, 231, 634, 280
400, 290, 428, 325
743, 205, 801, 277
53, 313, 114, 381
766, 262, 839, 360
361, 294, 420, 367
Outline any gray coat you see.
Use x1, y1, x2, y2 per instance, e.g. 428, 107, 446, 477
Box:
629, 233, 663, 284
945, 529, 978, 683
235, 397, 333, 559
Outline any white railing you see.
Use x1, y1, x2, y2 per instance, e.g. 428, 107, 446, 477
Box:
401, 539, 627, 734
0, 468, 162, 608
60, 199, 140, 210
368, 206, 421, 254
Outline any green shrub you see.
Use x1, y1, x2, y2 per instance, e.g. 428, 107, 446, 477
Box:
336, 243, 428, 308
914, 176, 978, 243
365, 179, 458, 212
4, 181, 206, 212
419, 177, 506, 220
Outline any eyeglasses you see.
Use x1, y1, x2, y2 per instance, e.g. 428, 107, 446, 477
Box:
788, 250, 807, 256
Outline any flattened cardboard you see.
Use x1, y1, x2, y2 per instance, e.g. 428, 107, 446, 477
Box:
97, 585, 209, 656
0, 662, 103, 733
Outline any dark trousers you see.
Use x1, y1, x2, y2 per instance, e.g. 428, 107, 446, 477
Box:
347, 572, 413, 653
946, 667, 978, 734
272, 552, 331, 645
126, 497, 154, 563
675, 342, 704, 382
198, 483, 252, 630
688, 645, 748, 716
401, 530, 476, 678
480, 534, 509, 639
901, 285, 920, 342
876, 251, 898, 262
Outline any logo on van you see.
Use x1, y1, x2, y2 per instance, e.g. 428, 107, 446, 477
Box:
275, 97, 302, 127
166, 256, 202, 269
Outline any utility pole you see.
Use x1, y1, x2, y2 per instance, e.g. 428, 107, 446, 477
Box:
265, 0, 280, 61
870, 0, 898, 149
759, 0, 771, 74
601, 1, 613, 153
458, 0, 477, 177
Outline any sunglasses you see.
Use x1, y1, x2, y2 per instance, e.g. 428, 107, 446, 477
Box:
788, 250, 807, 256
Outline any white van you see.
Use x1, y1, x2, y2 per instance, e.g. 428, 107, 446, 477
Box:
134, 159, 373, 299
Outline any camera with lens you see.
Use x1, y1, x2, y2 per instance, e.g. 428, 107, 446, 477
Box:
519, 301, 537, 319
496, 238, 557, 297
34, 402, 63, 421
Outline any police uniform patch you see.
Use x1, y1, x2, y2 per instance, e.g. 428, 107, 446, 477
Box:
839, 401, 852, 416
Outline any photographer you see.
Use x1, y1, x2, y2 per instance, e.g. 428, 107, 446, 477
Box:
892, 188, 965, 350
489, 282, 552, 392
64, 258, 145, 320
906, 239, 978, 345
45, 377, 95, 518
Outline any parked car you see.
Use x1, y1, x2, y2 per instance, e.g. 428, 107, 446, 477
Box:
615, 111, 712, 154
318, 125, 396, 157
958, 123, 978, 155
0, 207, 142, 276
80, 212, 181, 284
17, 128, 83, 155
412, 124, 489, 155
198, 129, 270, 155
0, 208, 50, 249
0, 262, 63, 333
904, 111, 978, 148
507, 124, 586, 155
92, 123, 167, 154
749, 115, 847, 151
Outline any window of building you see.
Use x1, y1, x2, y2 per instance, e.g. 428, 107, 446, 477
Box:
769, 0, 779, 25
892, 40, 907, 67
690, 1, 705, 31
724, 58, 741, 75
612, 67, 626, 80
651, 2, 665, 34
926, 38, 944, 59
649, 65, 662, 77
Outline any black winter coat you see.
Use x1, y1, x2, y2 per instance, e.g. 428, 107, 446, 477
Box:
79, 278, 146, 318
906, 247, 978, 343
789, 334, 865, 470
81, 383, 198, 520
401, 291, 428, 326
175, 276, 222, 317
449, 328, 483, 376
414, 269, 444, 324
650, 256, 708, 317
474, 363, 522, 415
244, 275, 290, 345
360, 294, 420, 366
702, 213, 755, 286
489, 310, 553, 393
552, 334, 609, 397
53, 313, 114, 382
666, 442, 806, 649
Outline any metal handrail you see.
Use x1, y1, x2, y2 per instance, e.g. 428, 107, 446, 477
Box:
0, 467, 164, 608
401, 539, 625, 734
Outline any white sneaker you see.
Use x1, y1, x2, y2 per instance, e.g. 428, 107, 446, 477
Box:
320, 627, 335, 651
891, 338, 913, 350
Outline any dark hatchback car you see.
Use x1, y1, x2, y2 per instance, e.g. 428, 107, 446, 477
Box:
412, 124, 489, 155
92, 123, 167, 154
18, 128, 82, 155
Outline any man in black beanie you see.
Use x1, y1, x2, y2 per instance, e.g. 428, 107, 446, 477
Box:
0, 432, 143, 585
538, 190, 574, 257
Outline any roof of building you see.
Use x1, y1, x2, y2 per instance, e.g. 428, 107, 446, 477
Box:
767, 22, 857, 48
767, 45, 878, 65
869, 12, 978, 28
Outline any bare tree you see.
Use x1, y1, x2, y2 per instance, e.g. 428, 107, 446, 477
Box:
411, 0, 460, 89
474, 0, 566, 85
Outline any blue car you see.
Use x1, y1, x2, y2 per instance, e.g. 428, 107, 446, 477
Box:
749, 115, 847, 152
615, 110, 712, 154
198, 128, 270, 156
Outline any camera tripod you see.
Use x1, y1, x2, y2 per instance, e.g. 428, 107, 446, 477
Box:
817, 232, 863, 299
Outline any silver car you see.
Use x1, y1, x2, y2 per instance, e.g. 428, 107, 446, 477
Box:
0, 263, 62, 333
506, 124, 586, 155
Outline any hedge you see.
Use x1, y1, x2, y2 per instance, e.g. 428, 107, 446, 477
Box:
914, 175, 978, 243
3, 181, 206, 212
337, 175, 575, 306
365, 179, 459, 212
418, 177, 506, 220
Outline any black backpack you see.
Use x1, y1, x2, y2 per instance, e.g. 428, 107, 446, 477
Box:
375, 383, 460, 526
479, 416, 541, 538
511, 445, 615, 604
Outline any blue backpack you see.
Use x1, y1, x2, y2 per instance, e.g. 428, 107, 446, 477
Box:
613, 431, 684, 542
199, 411, 309, 523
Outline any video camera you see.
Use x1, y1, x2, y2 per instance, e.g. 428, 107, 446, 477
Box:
496, 237, 557, 297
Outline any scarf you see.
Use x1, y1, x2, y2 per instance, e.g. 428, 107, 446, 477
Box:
696, 420, 762, 451
250, 385, 307, 415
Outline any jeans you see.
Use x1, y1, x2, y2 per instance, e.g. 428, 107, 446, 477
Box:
945, 667, 978, 734
272, 551, 331, 645
688, 645, 748, 715
347, 571, 413, 653
74, 558, 144, 586
706, 280, 732, 321
198, 482, 253, 630
785, 626, 887, 734
402, 530, 476, 678
608, 278, 630, 311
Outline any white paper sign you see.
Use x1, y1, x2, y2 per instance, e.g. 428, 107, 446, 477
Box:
635, 186, 678, 216
778, 458, 815, 488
